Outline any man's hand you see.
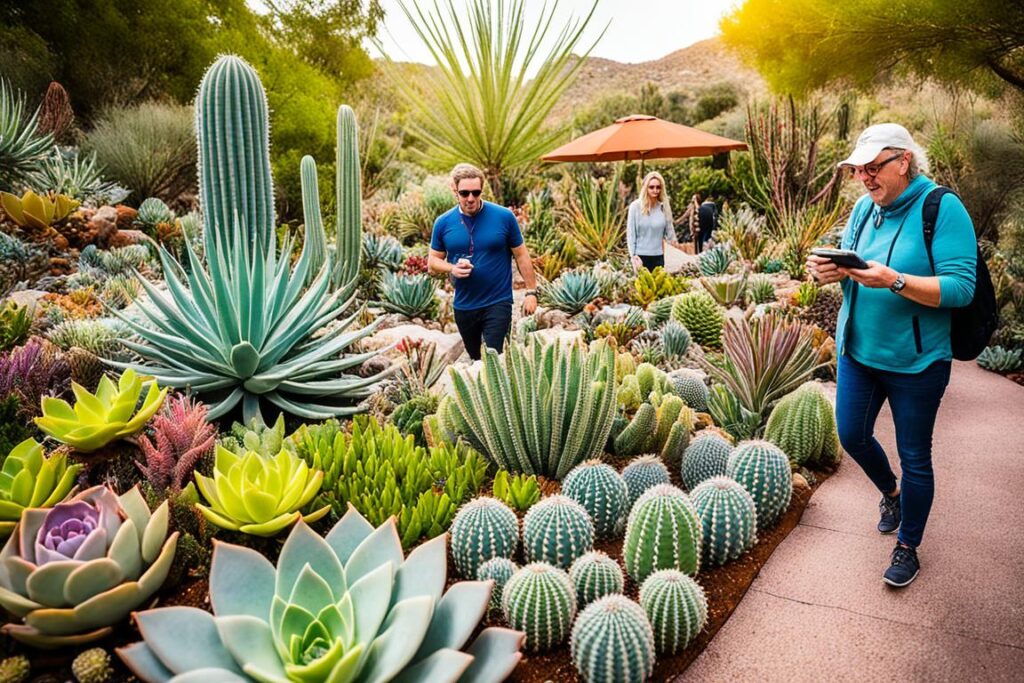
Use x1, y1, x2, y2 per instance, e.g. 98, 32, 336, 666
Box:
523, 293, 538, 315
806, 254, 845, 285
450, 260, 473, 279
839, 261, 898, 289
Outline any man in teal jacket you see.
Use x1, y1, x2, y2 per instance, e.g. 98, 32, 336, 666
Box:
808, 123, 976, 588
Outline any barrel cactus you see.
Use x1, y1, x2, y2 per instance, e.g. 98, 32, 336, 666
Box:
668, 369, 709, 412
661, 319, 691, 361
570, 594, 655, 683
478, 557, 518, 609
727, 440, 793, 529
71, 647, 113, 683
671, 291, 725, 349
681, 431, 733, 491
502, 562, 577, 652
622, 484, 703, 582
690, 476, 757, 566
764, 381, 840, 468
569, 551, 624, 607
562, 460, 629, 539
449, 497, 519, 578
621, 455, 671, 507
522, 495, 595, 569
639, 570, 708, 655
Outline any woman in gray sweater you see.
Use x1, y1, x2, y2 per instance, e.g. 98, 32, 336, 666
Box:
627, 171, 679, 271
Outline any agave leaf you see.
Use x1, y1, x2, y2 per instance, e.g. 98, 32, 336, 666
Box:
135, 606, 243, 676
391, 649, 473, 683
357, 595, 434, 683
410, 581, 491, 663
117, 641, 176, 683
459, 627, 526, 683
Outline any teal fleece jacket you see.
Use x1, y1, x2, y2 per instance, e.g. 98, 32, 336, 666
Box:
835, 174, 976, 373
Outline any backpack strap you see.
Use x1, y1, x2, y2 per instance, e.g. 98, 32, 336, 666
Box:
922, 186, 958, 274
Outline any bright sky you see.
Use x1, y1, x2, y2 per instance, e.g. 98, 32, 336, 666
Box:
370, 0, 740, 65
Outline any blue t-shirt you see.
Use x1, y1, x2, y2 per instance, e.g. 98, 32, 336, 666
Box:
430, 201, 524, 311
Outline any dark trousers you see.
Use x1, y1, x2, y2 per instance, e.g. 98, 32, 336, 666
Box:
696, 227, 714, 253
638, 254, 665, 270
454, 302, 513, 361
835, 354, 952, 548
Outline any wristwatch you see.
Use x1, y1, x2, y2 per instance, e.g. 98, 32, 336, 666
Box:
524, 290, 537, 298
889, 273, 906, 293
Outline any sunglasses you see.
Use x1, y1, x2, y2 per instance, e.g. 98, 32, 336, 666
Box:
847, 152, 904, 179
457, 189, 483, 197
648, 185, 662, 190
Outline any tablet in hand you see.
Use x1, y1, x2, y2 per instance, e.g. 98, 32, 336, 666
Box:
810, 248, 870, 270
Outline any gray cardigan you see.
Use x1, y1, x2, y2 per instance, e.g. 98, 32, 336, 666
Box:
626, 200, 676, 256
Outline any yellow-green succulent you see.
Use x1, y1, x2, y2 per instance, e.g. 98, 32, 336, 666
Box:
0, 190, 79, 231
34, 370, 167, 453
0, 439, 82, 537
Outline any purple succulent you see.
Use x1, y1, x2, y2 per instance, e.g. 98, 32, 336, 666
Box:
0, 338, 71, 416
30, 491, 120, 566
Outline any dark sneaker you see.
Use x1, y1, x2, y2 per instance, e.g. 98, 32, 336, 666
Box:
883, 544, 920, 587
878, 493, 901, 534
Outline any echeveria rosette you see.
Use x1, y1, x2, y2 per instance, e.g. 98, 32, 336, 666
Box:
119, 506, 525, 683
0, 439, 83, 537
34, 369, 168, 453
0, 485, 178, 648
194, 445, 329, 537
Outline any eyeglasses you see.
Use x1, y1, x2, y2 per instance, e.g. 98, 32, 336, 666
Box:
847, 152, 904, 179
457, 189, 482, 198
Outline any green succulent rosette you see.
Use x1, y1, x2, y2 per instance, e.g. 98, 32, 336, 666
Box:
0, 439, 83, 537
195, 445, 329, 537
0, 485, 178, 648
119, 506, 526, 683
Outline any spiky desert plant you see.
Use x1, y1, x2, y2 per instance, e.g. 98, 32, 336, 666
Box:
726, 440, 793, 529
522, 494, 595, 569
0, 338, 70, 417
700, 272, 749, 308
71, 648, 113, 683
135, 197, 174, 230
672, 291, 725, 349
632, 266, 685, 307
568, 551, 624, 607
379, 271, 438, 318
0, 80, 53, 191
698, 243, 735, 276
447, 338, 617, 479
639, 570, 708, 655
135, 394, 216, 495
748, 274, 777, 303
0, 231, 48, 292
0, 302, 32, 353
119, 507, 525, 683
0, 438, 82, 536
27, 148, 124, 204
0, 655, 29, 683
562, 460, 629, 538
715, 204, 770, 262
707, 383, 762, 441
621, 455, 671, 507
764, 381, 840, 468
491, 470, 541, 512
502, 562, 577, 652
647, 294, 678, 327
390, 391, 439, 446
681, 431, 734, 491
622, 484, 703, 582
220, 413, 286, 458
662, 319, 692, 361
630, 330, 665, 366
362, 232, 405, 271
594, 307, 647, 347
570, 594, 655, 683
450, 497, 520, 578
47, 318, 128, 359
614, 394, 693, 469
977, 345, 1024, 373
792, 280, 819, 307
540, 269, 600, 314
479, 556, 518, 609
690, 476, 758, 566
669, 369, 709, 412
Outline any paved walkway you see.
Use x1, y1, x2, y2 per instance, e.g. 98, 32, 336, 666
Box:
684, 361, 1024, 682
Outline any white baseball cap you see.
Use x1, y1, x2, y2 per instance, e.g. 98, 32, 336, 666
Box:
837, 123, 917, 168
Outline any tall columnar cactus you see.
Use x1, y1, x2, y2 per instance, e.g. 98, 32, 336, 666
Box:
671, 291, 725, 349
334, 104, 361, 288
621, 455, 671, 507
478, 557, 518, 609
449, 497, 520, 578
562, 460, 629, 538
639, 570, 708, 655
569, 551, 624, 607
298, 156, 327, 280
502, 563, 577, 652
764, 381, 840, 468
623, 484, 703, 583
522, 495, 595, 569
669, 369, 709, 412
681, 431, 734, 491
726, 440, 793, 529
690, 476, 758, 566
570, 595, 655, 683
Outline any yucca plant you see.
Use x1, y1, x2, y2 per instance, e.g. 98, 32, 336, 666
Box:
27, 147, 126, 204
378, 271, 438, 318
565, 170, 627, 261
541, 269, 600, 314
714, 204, 771, 262
0, 80, 53, 191
700, 272, 750, 308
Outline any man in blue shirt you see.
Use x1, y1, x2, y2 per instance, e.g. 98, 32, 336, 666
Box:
428, 163, 538, 360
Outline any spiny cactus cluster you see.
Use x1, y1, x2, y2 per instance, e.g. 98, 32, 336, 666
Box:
502, 562, 578, 652
672, 290, 725, 349
540, 269, 600, 314
681, 431, 734, 491
727, 440, 793, 529
478, 556, 518, 609
690, 476, 758, 566
449, 496, 519, 578
562, 460, 629, 538
976, 345, 1023, 373
764, 381, 840, 468
0, 655, 29, 683
623, 484, 703, 582
614, 393, 695, 470
569, 551, 625, 607
639, 569, 709, 655
668, 369, 709, 412
522, 494, 595, 569
571, 594, 656, 683
621, 455, 672, 506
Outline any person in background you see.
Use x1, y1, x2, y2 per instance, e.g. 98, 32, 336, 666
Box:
428, 163, 538, 361
696, 195, 718, 253
627, 171, 678, 272
806, 123, 976, 588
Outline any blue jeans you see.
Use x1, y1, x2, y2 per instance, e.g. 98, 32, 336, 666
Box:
835, 354, 951, 548
454, 302, 512, 361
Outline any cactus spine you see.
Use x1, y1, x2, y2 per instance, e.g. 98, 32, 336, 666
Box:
502, 562, 577, 652
478, 556, 518, 609
562, 460, 629, 538
522, 494, 595, 569
681, 431, 733, 491
690, 476, 757, 566
726, 440, 793, 529
639, 570, 708, 655
569, 551, 625, 607
764, 381, 840, 467
621, 454, 671, 506
623, 484, 703, 582
449, 497, 519, 578
570, 594, 656, 683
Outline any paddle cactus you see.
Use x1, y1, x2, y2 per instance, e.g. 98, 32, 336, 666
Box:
690, 476, 757, 566
522, 495, 595, 569
478, 557, 517, 609
0, 439, 82, 537
639, 569, 708, 655
570, 594, 655, 683
449, 497, 519, 578
119, 507, 525, 683
681, 431, 734, 491
502, 562, 577, 652
764, 381, 840, 468
568, 551, 624, 607
562, 460, 629, 539
671, 291, 725, 349
621, 455, 671, 507
0, 485, 178, 648
623, 484, 703, 582
669, 369, 709, 412
727, 440, 793, 529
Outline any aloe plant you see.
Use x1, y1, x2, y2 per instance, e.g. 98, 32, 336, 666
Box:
34, 369, 167, 453
0, 439, 82, 537
0, 190, 79, 230
699, 272, 749, 308
379, 271, 438, 318
118, 508, 525, 683
540, 270, 600, 314
491, 470, 541, 512
0, 80, 53, 191
0, 485, 178, 648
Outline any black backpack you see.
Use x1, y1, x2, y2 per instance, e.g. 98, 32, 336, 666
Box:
922, 187, 998, 361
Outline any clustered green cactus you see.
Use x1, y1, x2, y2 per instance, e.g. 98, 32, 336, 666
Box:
690, 476, 758, 566
639, 569, 708, 655
570, 594, 656, 683
502, 562, 577, 652
976, 345, 1023, 373
661, 319, 692, 361
449, 496, 520, 578
623, 484, 703, 583
764, 381, 840, 468
681, 431, 734, 491
726, 440, 793, 529
614, 393, 694, 468
562, 460, 629, 538
522, 494, 595, 569
0, 655, 29, 683
569, 551, 624, 607
672, 291, 725, 349
621, 454, 672, 506
478, 556, 518, 609
491, 469, 541, 512
220, 413, 286, 457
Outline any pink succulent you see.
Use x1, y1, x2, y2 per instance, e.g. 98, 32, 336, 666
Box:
135, 394, 216, 494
